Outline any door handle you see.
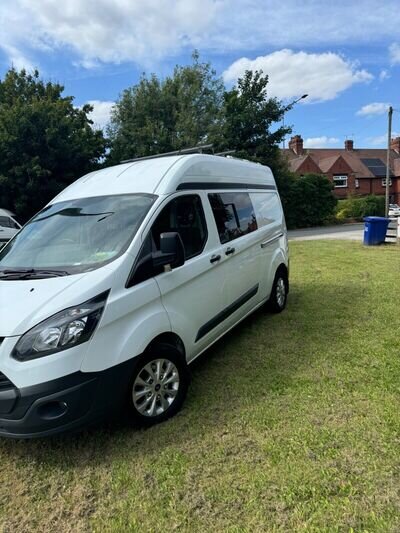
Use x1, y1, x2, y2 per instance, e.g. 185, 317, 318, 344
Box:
210, 254, 221, 264
225, 247, 235, 256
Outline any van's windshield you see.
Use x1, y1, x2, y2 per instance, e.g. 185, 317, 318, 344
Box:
0, 194, 156, 278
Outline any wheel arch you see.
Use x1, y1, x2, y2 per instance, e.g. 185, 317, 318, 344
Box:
275, 262, 289, 293
145, 332, 186, 361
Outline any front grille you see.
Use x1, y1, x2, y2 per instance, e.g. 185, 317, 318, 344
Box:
0, 371, 15, 391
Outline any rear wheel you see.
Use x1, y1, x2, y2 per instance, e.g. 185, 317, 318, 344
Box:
127, 343, 189, 426
267, 269, 288, 313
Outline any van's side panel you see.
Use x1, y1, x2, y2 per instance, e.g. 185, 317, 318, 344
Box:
211, 215, 261, 332
250, 191, 288, 301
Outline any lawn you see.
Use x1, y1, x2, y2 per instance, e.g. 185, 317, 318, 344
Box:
0, 241, 399, 532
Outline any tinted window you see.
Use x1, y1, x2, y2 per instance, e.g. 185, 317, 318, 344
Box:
208, 193, 257, 243
130, 195, 207, 286
250, 192, 282, 228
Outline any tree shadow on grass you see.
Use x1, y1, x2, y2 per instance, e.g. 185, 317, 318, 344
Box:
0, 280, 364, 467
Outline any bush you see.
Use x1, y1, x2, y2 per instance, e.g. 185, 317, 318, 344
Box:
335, 195, 385, 220
281, 173, 337, 229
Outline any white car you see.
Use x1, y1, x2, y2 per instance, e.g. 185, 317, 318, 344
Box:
0, 153, 288, 438
0, 209, 21, 245
389, 204, 400, 217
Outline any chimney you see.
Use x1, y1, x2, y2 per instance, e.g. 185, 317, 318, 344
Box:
390, 137, 400, 154
345, 139, 354, 151
289, 135, 304, 155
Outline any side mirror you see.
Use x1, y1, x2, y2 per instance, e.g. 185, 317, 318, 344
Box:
152, 232, 185, 270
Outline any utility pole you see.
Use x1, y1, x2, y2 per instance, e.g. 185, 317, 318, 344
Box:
386, 106, 393, 217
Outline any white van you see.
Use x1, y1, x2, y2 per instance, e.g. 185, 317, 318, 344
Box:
0, 209, 21, 246
0, 154, 288, 437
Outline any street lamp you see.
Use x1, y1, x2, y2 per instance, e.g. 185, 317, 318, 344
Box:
282, 94, 308, 149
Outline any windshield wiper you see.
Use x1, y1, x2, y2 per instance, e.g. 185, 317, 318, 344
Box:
0, 268, 70, 280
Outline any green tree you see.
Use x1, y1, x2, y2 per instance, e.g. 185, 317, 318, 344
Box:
212, 69, 297, 220
213, 70, 291, 170
284, 173, 337, 229
107, 51, 224, 163
0, 69, 106, 221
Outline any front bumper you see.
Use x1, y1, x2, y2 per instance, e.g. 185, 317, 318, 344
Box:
0, 359, 135, 438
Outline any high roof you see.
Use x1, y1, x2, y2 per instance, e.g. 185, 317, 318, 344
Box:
51, 154, 275, 203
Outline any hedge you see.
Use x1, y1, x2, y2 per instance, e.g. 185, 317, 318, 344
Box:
335, 195, 385, 220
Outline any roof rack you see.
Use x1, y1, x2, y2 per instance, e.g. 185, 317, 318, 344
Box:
214, 150, 236, 157
121, 144, 214, 164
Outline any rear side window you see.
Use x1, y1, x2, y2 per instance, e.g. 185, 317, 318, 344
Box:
250, 192, 282, 227
208, 192, 257, 243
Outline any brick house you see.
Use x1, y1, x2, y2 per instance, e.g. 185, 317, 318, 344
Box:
283, 135, 400, 203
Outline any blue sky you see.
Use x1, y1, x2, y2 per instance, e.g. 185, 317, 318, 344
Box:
1, 0, 400, 148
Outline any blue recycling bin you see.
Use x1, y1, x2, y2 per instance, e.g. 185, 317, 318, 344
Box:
363, 216, 390, 245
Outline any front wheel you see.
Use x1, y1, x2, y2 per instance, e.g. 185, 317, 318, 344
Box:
267, 270, 288, 313
126, 343, 189, 426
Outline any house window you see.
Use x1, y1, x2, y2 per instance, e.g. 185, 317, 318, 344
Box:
355, 179, 359, 188
333, 175, 348, 188
382, 178, 392, 187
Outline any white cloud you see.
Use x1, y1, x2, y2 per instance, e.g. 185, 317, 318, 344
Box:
368, 131, 400, 147
379, 69, 390, 81
2, 1, 400, 68
1, 44, 35, 71
223, 50, 373, 102
2, 0, 219, 68
303, 136, 340, 148
84, 100, 115, 130
356, 102, 391, 117
389, 43, 400, 64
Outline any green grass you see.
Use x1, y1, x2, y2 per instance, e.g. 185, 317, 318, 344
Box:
1, 240, 400, 532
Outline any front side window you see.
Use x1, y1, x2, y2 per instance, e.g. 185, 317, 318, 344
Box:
208, 192, 257, 243
150, 195, 207, 259
333, 175, 348, 188
129, 195, 207, 286
0, 194, 156, 276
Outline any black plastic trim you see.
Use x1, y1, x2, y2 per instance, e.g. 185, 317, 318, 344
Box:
195, 284, 259, 342
0, 357, 138, 438
176, 182, 276, 191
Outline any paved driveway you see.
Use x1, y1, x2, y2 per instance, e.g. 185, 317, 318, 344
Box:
288, 223, 364, 241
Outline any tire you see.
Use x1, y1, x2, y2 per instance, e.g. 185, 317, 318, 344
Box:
126, 343, 189, 427
267, 269, 288, 313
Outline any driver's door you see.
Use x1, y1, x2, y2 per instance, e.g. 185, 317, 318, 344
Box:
146, 192, 227, 361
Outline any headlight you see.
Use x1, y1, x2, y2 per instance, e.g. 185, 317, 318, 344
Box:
12, 291, 109, 361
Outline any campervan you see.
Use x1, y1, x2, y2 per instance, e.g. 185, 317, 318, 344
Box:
0, 154, 288, 437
